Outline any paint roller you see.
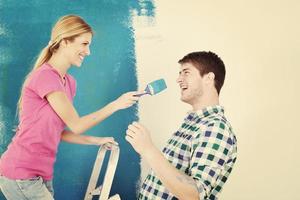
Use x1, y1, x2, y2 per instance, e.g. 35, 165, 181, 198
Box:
135, 78, 167, 97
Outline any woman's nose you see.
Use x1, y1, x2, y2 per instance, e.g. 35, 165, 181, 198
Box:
85, 47, 90, 56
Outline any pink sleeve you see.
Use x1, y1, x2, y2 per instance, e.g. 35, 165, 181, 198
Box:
29, 69, 65, 99
68, 74, 77, 98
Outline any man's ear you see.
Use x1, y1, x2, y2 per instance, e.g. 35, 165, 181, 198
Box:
204, 72, 215, 83
207, 72, 215, 81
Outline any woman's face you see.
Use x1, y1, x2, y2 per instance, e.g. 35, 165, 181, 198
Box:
63, 32, 92, 67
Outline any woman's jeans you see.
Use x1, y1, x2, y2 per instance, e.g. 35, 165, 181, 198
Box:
0, 175, 54, 200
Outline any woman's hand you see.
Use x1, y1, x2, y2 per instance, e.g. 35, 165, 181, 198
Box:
111, 91, 141, 111
61, 130, 118, 147
88, 136, 118, 146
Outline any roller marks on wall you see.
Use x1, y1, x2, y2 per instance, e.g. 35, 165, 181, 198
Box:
0, 1, 155, 199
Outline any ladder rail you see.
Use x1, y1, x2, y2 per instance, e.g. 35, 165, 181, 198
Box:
84, 144, 120, 200
99, 146, 119, 200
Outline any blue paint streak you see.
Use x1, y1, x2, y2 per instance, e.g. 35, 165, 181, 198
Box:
0, 1, 155, 199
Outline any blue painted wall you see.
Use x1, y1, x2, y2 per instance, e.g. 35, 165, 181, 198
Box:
0, 1, 155, 199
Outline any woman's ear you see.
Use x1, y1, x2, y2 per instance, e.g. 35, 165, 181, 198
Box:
60, 39, 68, 48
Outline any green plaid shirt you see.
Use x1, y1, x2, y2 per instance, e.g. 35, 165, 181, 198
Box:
139, 105, 237, 200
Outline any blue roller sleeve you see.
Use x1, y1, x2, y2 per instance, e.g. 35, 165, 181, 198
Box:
135, 78, 167, 97
149, 78, 167, 95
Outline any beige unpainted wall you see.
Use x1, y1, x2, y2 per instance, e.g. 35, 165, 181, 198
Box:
132, 0, 300, 199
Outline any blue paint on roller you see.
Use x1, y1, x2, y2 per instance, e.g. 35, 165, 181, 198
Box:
136, 79, 167, 97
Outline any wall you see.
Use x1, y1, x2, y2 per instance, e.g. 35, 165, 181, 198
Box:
134, 1, 300, 200
1, 0, 300, 199
0, 1, 154, 199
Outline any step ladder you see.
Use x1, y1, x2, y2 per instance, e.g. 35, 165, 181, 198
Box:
84, 144, 121, 200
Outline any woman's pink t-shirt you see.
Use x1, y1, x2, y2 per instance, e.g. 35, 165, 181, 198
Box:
0, 63, 76, 180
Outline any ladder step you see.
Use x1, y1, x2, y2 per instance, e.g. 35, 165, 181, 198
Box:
108, 194, 121, 200
90, 185, 103, 195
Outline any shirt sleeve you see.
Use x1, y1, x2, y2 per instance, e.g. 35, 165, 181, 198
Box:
190, 120, 234, 199
68, 74, 77, 98
28, 69, 65, 99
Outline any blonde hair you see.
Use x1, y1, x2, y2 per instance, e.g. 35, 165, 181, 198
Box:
17, 15, 93, 113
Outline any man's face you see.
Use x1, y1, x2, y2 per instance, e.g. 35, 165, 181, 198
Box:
176, 63, 204, 105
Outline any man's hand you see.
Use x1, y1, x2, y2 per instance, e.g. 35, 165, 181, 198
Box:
125, 121, 154, 156
125, 122, 199, 200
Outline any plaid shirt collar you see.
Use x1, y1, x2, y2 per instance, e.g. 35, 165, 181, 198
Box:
186, 105, 225, 120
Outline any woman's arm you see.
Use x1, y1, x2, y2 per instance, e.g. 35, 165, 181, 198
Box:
47, 91, 140, 135
61, 129, 118, 145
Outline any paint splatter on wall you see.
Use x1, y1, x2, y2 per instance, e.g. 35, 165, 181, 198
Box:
0, 1, 155, 199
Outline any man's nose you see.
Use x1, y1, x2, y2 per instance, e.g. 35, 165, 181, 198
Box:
176, 75, 183, 83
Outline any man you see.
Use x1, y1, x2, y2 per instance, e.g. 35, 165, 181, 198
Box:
126, 51, 237, 200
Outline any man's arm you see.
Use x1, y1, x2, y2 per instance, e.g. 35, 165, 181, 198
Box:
125, 122, 199, 200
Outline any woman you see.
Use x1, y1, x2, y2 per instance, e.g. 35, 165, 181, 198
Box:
0, 15, 140, 200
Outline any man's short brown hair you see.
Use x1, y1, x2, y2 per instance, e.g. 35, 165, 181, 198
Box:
178, 51, 226, 94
